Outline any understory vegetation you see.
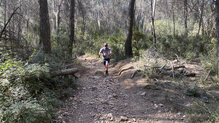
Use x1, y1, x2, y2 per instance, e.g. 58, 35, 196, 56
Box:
0, 52, 77, 122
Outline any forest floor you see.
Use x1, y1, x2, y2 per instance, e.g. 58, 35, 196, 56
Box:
54, 55, 218, 123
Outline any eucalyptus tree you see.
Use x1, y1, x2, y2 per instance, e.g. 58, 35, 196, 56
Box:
39, 0, 51, 53
125, 0, 135, 57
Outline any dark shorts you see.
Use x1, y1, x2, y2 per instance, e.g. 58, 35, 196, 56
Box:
103, 58, 110, 65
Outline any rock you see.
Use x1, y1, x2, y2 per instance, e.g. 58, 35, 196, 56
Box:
107, 113, 114, 121
185, 103, 191, 107
177, 112, 181, 115
154, 104, 158, 108
158, 103, 164, 107
75, 73, 81, 78
113, 93, 118, 98
140, 92, 146, 96
120, 116, 128, 121
108, 95, 113, 99
93, 76, 101, 79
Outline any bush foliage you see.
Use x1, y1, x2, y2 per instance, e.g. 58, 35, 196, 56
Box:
0, 53, 75, 123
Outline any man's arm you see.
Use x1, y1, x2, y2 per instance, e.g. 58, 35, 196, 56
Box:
99, 48, 103, 57
109, 49, 112, 58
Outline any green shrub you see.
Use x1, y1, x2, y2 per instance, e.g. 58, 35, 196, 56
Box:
0, 53, 76, 123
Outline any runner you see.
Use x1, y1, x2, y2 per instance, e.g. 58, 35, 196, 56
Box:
99, 43, 112, 75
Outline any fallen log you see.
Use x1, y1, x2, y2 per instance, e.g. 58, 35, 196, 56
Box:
51, 68, 78, 77
165, 65, 186, 70
118, 66, 134, 75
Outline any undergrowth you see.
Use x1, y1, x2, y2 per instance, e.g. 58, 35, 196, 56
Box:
0, 51, 76, 123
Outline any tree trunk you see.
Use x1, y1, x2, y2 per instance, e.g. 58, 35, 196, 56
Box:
216, 0, 219, 75
56, 0, 63, 43
18, 0, 22, 45
69, 0, 75, 56
77, 0, 86, 35
184, 0, 188, 35
172, 0, 176, 36
197, 0, 204, 36
39, 0, 51, 53
3, 0, 7, 50
151, 0, 157, 46
125, 0, 135, 57
165, 0, 169, 23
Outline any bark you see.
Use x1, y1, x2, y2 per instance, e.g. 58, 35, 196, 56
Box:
77, 0, 86, 35
184, 0, 188, 35
18, 0, 22, 44
172, 0, 176, 36
125, 0, 135, 57
151, 0, 157, 46
69, 0, 75, 56
51, 68, 78, 77
165, 0, 169, 22
39, 0, 51, 53
3, 0, 7, 50
216, 0, 219, 75
56, 0, 63, 43
197, 0, 204, 36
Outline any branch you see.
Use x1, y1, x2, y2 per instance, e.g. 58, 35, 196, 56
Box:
0, 7, 20, 40
51, 68, 78, 77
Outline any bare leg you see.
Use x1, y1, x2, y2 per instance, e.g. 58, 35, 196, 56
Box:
105, 61, 109, 75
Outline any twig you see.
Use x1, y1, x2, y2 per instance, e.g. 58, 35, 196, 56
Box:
171, 62, 175, 78
204, 70, 211, 81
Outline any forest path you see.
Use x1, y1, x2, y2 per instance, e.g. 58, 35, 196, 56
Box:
55, 55, 188, 123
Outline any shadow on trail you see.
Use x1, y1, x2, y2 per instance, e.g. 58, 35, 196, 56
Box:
55, 55, 218, 123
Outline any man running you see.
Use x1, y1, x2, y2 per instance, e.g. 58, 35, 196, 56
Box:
99, 43, 112, 75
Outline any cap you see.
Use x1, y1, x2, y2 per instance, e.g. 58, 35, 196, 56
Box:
104, 43, 108, 46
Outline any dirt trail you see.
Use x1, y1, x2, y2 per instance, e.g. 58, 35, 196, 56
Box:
55, 55, 188, 123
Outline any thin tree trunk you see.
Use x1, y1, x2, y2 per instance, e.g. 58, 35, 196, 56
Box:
69, 0, 75, 56
39, 0, 51, 53
216, 0, 219, 75
165, 0, 169, 24
0, 7, 19, 40
151, 0, 157, 46
184, 0, 188, 35
125, 0, 135, 57
3, 0, 7, 50
56, 0, 63, 43
172, 0, 175, 36
78, 0, 86, 35
18, 0, 22, 45
197, 0, 204, 36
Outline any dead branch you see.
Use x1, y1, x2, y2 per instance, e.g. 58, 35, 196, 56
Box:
118, 66, 134, 75
0, 7, 20, 40
204, 70, 211, 81
165, 65, 186, 70
51, 68, 78, 77
131, 70, 141, 79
